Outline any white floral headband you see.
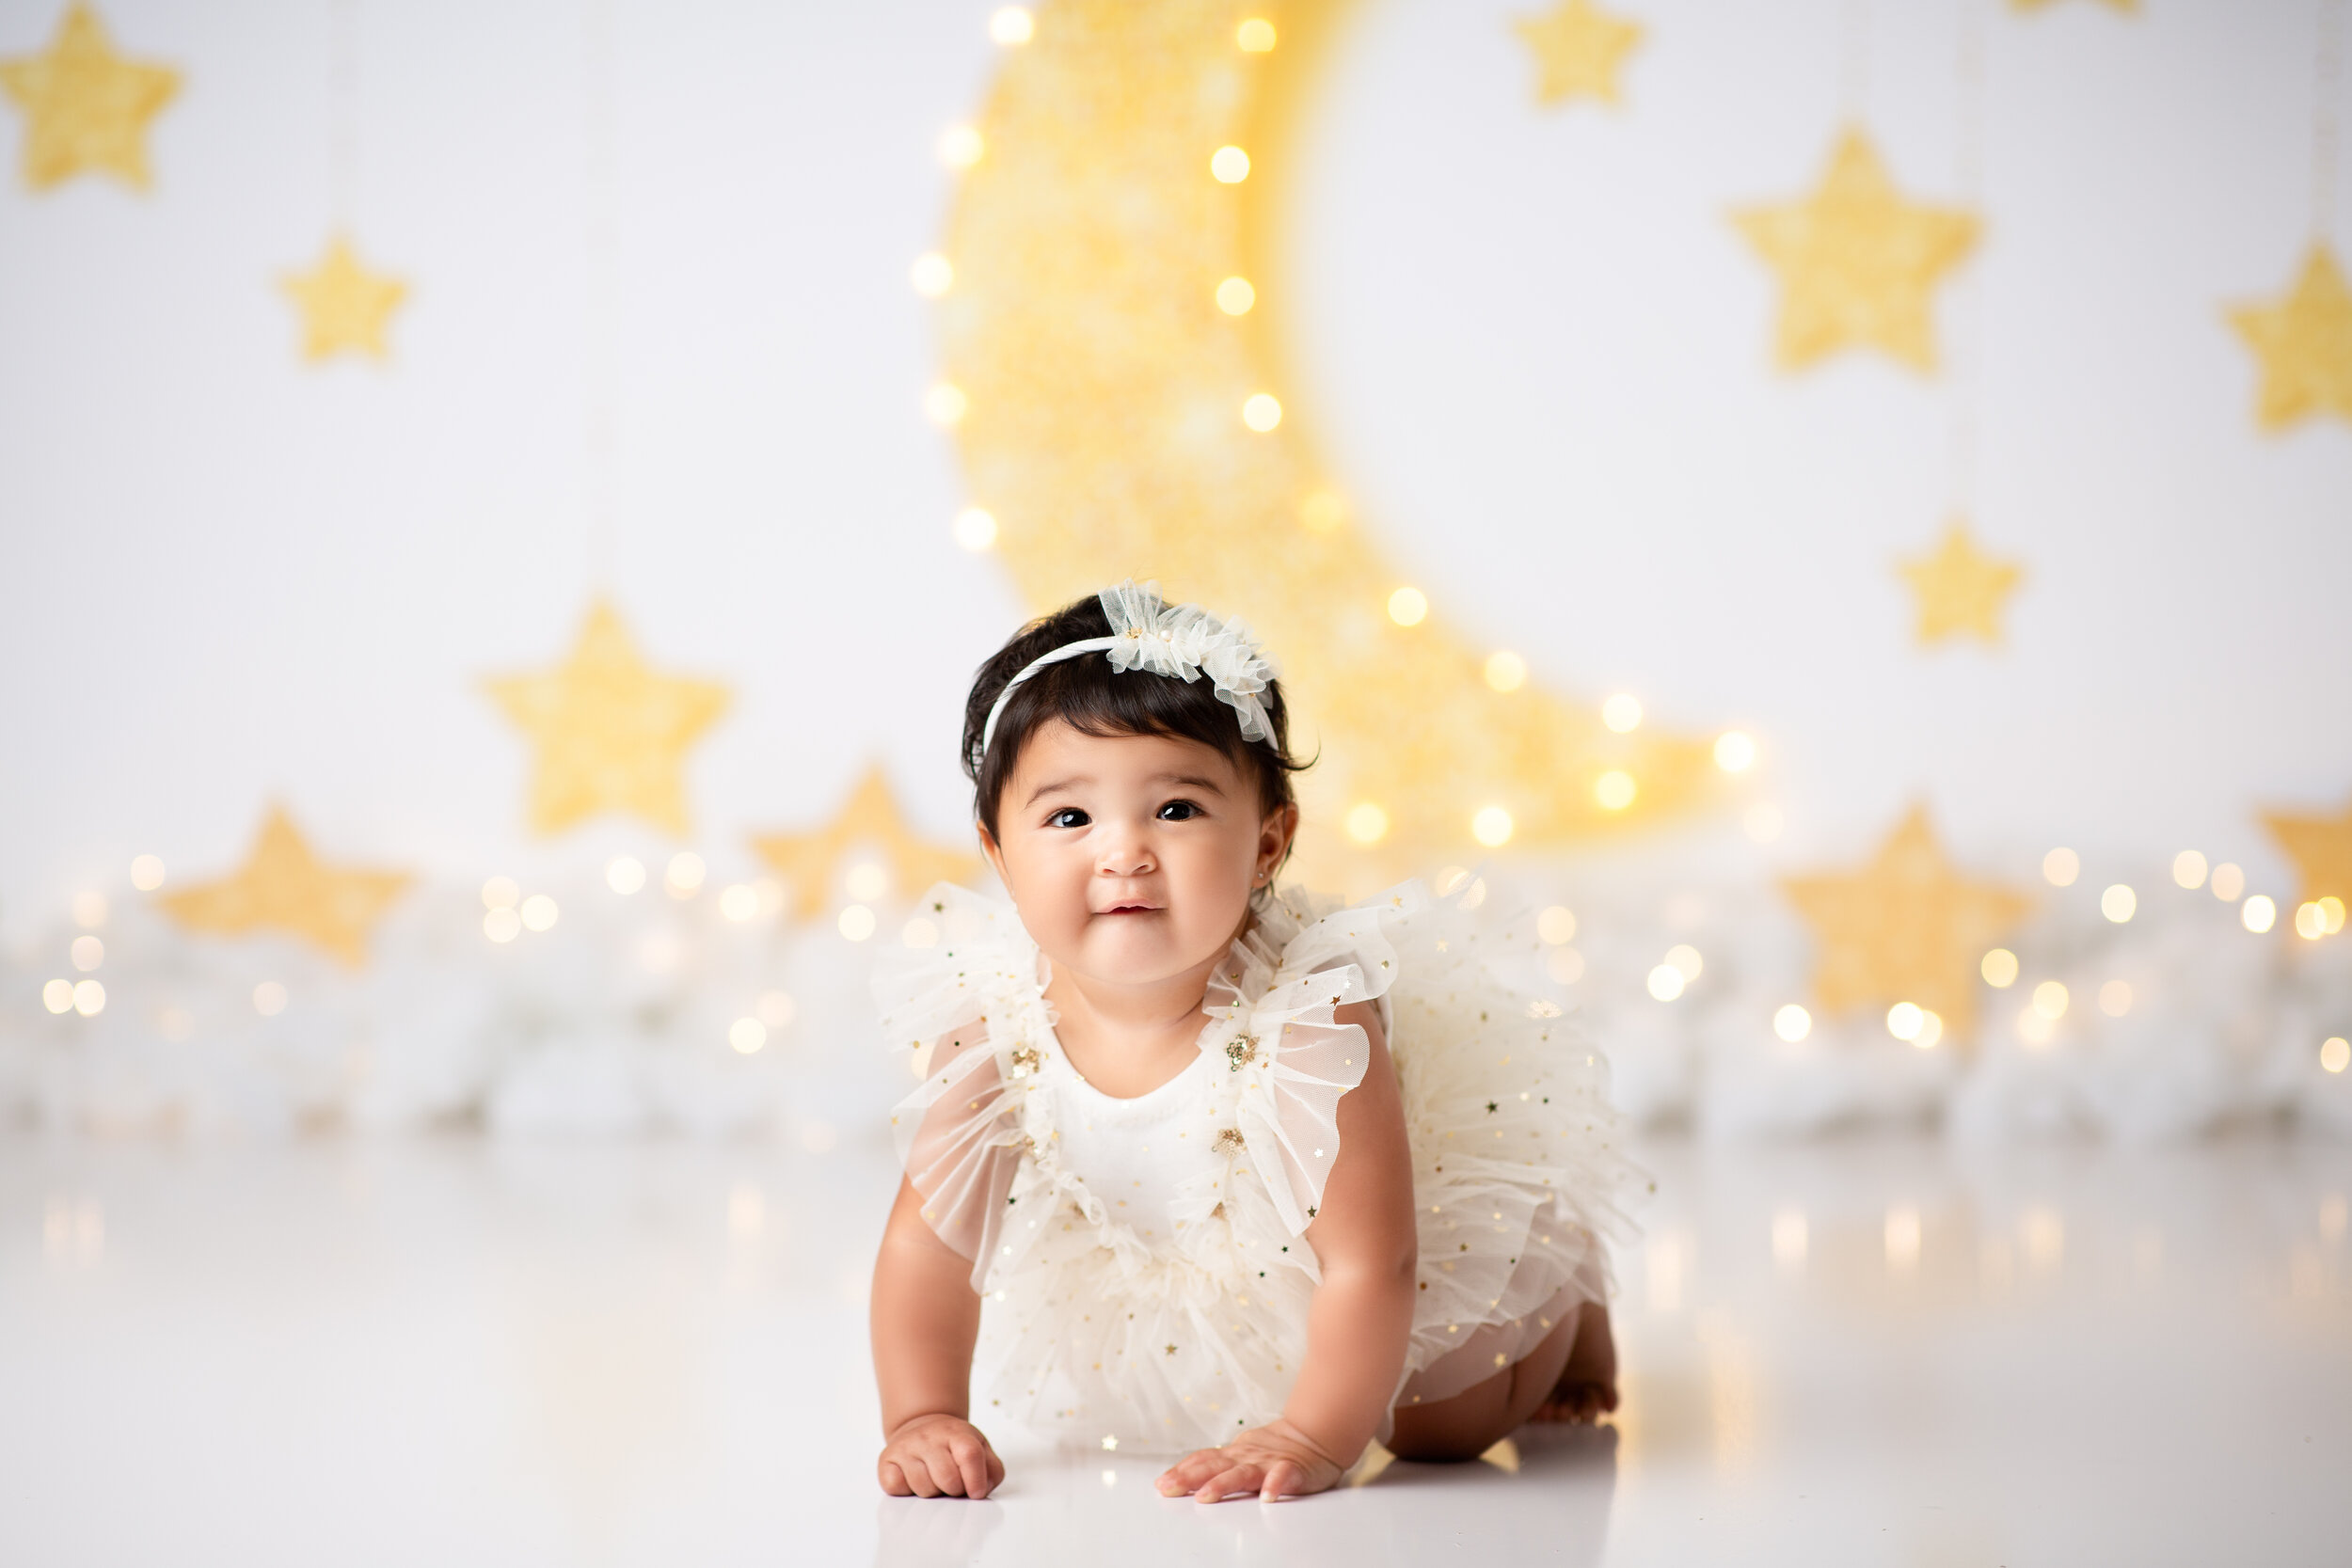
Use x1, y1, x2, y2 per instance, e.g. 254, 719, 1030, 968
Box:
973, 579, 1279, 772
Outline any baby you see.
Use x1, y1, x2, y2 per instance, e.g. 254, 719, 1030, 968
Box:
869, 582, 1628, 1502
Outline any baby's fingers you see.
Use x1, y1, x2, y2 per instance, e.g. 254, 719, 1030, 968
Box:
1260, 1458, 1302, 1501
1194, 1461, 1264, 1503
946, 1433, 995, 1499
1156, 1448, 1226, 1496
880, 1458, 912, 1497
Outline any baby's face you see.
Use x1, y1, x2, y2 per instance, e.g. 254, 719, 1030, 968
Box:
980, 721, 1292, 994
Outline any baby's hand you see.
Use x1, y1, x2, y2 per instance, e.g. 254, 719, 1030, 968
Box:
878, 1413, 1005, 1498
1155, 1418, 1347, 1503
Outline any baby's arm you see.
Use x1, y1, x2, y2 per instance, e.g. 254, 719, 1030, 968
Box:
1158, 1001, 1418, 1501
871, 1174, 1005, 1498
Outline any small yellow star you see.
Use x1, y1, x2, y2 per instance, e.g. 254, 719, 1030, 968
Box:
158, 805, 412, 968
1781, 804, 2032, 1038
2262, 797, 2352, 905
1731, 128, 1981, 372
1898, 519, 2025, 646
2226, 243, 2352, 431
1511, 0, 1644, 107
752, 764, 981, 920
0, 3, 177, 191
281, 233, 408, 363
485, 600, 731, 836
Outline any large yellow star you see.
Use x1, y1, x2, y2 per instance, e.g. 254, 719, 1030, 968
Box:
2262, 797, 2352, 905
1781, 804, 2032, 1038
752, 764, 982, 921
485, 600, 731, 837
158, 805, 412, 968
1731, 128, 1981, 372
2226, 244, 2352, 432
1512, 0, 1644, 107
1899, 518, 2024, 646
281, 233, 408, 363
0, 3, 177, 191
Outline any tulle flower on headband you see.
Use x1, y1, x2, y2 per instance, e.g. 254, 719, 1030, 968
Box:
975, 580, 1279, 768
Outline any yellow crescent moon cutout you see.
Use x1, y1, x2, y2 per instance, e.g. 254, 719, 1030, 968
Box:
941, 0, 1724, 880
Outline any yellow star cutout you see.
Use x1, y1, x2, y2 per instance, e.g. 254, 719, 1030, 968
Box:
281, 233, 408, 364
1781, 803, 2032, 1038
485, 600, 731, 837
2261, 797, 2352, 905
0, 3, 178, 190
752, 763, 982, 920
1731, 128, 1982, 372
1512, 0, 1644, 107
158, 805, 412, 968
1899, 518, 2025, 646
2226, 243, 2352, 431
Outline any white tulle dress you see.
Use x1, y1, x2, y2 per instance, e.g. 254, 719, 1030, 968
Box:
874, 877, 1634, 1454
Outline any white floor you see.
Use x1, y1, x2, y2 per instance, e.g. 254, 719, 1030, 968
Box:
3, 1133, 2347, 1567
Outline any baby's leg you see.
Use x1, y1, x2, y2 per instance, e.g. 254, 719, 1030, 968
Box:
1529, 1301, 1617, 1424
1386, 1306, 1585, 1464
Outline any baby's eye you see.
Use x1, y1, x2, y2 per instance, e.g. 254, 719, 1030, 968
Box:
1047, 807, 1090, 829
1157, 800, 1202, 821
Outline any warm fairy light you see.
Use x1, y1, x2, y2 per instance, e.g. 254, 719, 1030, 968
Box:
1914, 1010, 1944, 1049
70, 936, 103, 973
902, 917, 940, 948
2032, 980, 2069, 1021
2242, 895, 2277, 933
2042, 847, 2078, 888
2323, 1037, 2351, 1074
1773, 1004, 1812, 1042
42, 979, 73, 1015
1544, 945, 1585, 984
2320, 895, 2347, 933
1772, 1209, 1808, 1270
1387, 587, 1428, 626
1595, 770, 1637, 811
2211, 862, 2246, 901
72, 980, 105, 1017
910, 252, 954, 296
519, 894, 558, 932
484, 908, 521, 942
1343, 801, 1389, 845
1210, 145, 1251, 182
951, 507, 999, 552
1459, 877, 1488, 911
1601, 694, 1642, 733
938, 124, 985, 167
2100, 884, 2137, 923
989, 7, 1034, 45
1713, 731, 1756, 772
926, 382, 969, 425
838, 904, 877, 942
1646, 964, 1685, 1002
666, 853, 706, 897
1434, 867, 1470, 895
729, 1017, 767, 1054
601, 856, 644, 895
1482, 651, 1527, 692
2018, 1005, 2056, 1047
2172, 850, 2207, 890
251, 981, 286, 1017
1536, 906, 1577, 945
482, 876, 519, 911
1885, 1207, 1921, 1272
757, 990, 797, 1028
2296, 901, 2328, 940
846, 862, 890, 902
130, 854, 166, 891
1471, 806, 1515, 847
2099, 980, 2132, 1017
1981, 948, 2019, 988
1743, 803, 1783, 843
1241, 392, 1281, 432
1216, 276, 1255, 315
1299, 491, 1347, 532
1236, 17, 1277, 51
1886, 1001, 1924, 1041
1665, 944, 1703, 982
720, 884, 760, 922
72, 892, 107, 928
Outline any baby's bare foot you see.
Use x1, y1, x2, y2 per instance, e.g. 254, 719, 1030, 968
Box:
1529, 1304, 1618, 1425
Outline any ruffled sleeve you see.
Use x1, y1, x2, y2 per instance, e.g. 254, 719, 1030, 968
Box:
872, 884, 1042, 1284
1214, 884, 1416, 1236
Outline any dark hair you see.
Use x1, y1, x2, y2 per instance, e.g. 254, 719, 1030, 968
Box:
961, 592, 1310, 839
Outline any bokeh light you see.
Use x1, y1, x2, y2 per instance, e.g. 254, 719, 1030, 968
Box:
938, 124, 985, 167
720, 884, 760, 922
666, 853, 706, 897
519, 894, 558, 932
606, 856, 645, 895
1664, 944, 1703, 982
484, 908, 520, 942
1713, 731, 1756, 771
1343, 801, 1389, 845
1887, 1002, 1924, 1040
1544, 946, 1585, 985
2172, 849, 2207, 889
1387, 587, 1427, 626
481, 876, 519, 911
2100, 884, 2136, 923
729, 1017, 767, 1054
2042, 847, 2079, 888
1981, 947, 2019, 988
1241, 392, 1281, 431
1236, 17, 1277, 51
838, 904, 877, 942
925, 382, 968, 425
1216, 276, 1255, 315
251, 981, 285, 1017
1595, 770, 1636, 811
953, 507, 998, 551
1483, 651, 1527, 692
129, 854, 166, 891
2242, 895, 2276, 933
989, 7, 1034, 46
1210, 145, 1250, 182
909, 251, 954, 296
1646, 964, 1685, 1002
846, 862, 890, 902
1601, 694, 1642, 733
2032, 981, 2069, 1021
2324, 1037, 2351, 1074
70, 936, 103, 973
42, 978, 73, 1014
72, 980, 105, 1017
2211, 863, 2246, 901
1470, 806, 1514, 847
1773, 1004, 1812, 1042
1536, 905, 1576, 944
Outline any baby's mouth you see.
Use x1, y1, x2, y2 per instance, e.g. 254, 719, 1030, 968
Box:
1100, 902, 1160, 915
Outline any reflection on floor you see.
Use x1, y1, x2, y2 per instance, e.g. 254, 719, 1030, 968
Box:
3, 1134, 2347, 1566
